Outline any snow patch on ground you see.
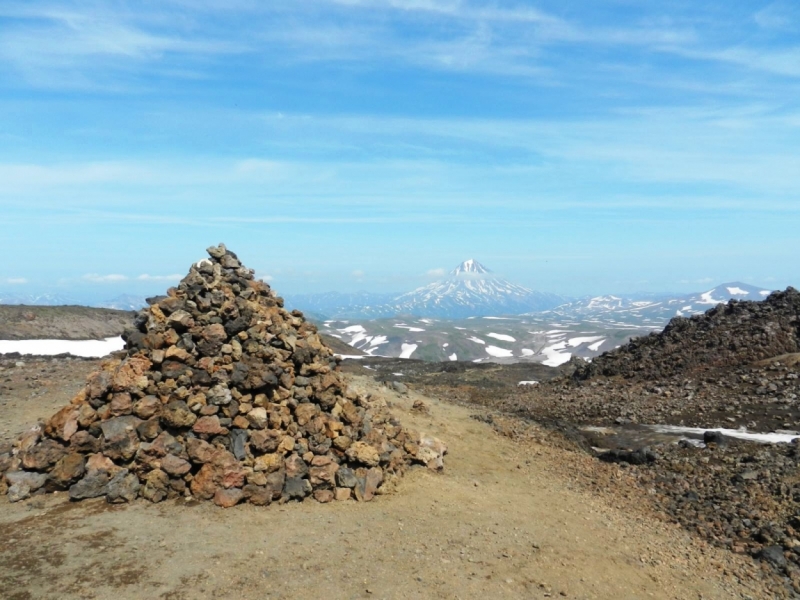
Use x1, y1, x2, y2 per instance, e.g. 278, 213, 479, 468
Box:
588, 339, 605, 352
520, 348, 534, 356
726, 286, 748, 295
0, 336, 125, 358
399, 343, 418, 359
487, 333, 516, 342
448, 353, 457, 361
394, 324, 425, 332
650, 425, 800, 444
698, 291, 720, 305
760, 290, 771, 296
369, 336, 388, 347
485, 345, 514, 358
336, 355, 365, 360
467, 336, 486, 345
567, 336, 604, 348
541, 341, 572, 367
518, 381, 539, 386
339, 325, 366, 333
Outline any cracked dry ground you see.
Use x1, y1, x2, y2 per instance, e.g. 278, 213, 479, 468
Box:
0, 362, 777, 599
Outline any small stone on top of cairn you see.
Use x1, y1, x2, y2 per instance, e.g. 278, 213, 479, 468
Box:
0, 244, 446, 507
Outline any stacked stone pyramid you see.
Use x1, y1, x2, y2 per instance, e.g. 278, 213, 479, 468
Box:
0, 244, 443, 507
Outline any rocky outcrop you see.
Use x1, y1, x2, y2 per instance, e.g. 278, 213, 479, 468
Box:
1, 244, 445, 507
576, 288, 800, 381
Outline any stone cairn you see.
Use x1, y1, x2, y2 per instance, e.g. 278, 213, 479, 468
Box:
0, 244, 445, 507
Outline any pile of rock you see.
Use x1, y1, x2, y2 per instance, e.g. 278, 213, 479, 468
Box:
0, 244, 445, 507
576, 288, 800, 381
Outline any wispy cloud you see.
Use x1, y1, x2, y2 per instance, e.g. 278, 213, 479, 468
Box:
82, 273, 128, 282
5, 277, 28, 284
426, 268, 446, 277
137, 274, 182, 281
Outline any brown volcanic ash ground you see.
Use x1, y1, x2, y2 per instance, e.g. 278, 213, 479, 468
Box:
0, 356, 778, 600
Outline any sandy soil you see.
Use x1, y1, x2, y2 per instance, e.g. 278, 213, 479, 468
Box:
0, 366, 774, 600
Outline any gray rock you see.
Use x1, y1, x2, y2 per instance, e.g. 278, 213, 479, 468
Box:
69, 470, 112, 500
106, 469, 141, 504
759, 545, 787, 569
282, 476, 312, 500
8, 482, 31, 502
230, 429, 247, 461
6, 470, 48, 491
390, 381, 408, 394
101, 416, 142, 461
336, 467, 358, 489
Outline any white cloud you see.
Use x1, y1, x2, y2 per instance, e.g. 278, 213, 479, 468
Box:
6, 277, 27, 284
352, 270, 366, 278
137, 274, 182, 281
257, 273, 274, 282
426, 268, 446, 277
82, 273, 128, 282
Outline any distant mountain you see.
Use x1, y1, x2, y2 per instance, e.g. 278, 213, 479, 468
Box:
386, 260, 565, 319
97, 295, 148, 311
537, 282, 774, 328
285, 260, 565, 320
0, 292, 78, 306
283, 291, 398, 320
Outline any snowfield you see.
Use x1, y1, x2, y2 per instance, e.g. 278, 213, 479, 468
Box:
399, 343, 418, 359
485, 345, 514, 358
487, 333, 516, 342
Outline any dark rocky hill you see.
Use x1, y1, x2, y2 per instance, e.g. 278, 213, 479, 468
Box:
576, 288, 800, 381
0, 305, 134, 341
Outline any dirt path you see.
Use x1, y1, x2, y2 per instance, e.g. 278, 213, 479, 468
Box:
0, 374, 772, 599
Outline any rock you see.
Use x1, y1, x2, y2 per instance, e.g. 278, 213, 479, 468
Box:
390, 381, 408, 395
414, 436, 448, 471
230, 429, 248, 461
313, 489, 334, 503
187, 437, 216, 464
70, 431, 101, 453
134, 396, 162, 419
100, 416, 142, 461
760, 545, 787, 569
44, 405, 80, 442
243, 484, 272, 506
346, 442, 380, 467
193, 415, 227, 436
8, 483, 31, 502
141, 469, 170, 503
598, 448, 657, 466
49, 453, 86, 487
283, 476, 312, 501
334, 487, 351, 501
161, 454, 191, 476
254, 453, 283, 473
214, 487, 244, 508
285, 454, 309, 479
703, 431, 726, 446
21, 439, 67, 471
106, 469, 141, 503
363, 467, 383, 501
6, 470, 48, 491
246, 407, 268, 429
161, 401, 197, 428
70, 470, 112, 500
336, 467, 359, 489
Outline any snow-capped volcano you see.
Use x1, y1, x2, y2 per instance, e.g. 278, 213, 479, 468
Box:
387, 260, 564, 318
451, 259, 490, 276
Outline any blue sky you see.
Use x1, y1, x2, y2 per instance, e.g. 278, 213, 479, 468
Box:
1, 0, 798, 300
